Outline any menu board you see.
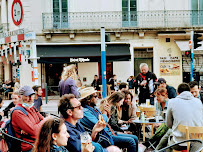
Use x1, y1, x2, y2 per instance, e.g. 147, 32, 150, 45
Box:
160, 56, 180, 76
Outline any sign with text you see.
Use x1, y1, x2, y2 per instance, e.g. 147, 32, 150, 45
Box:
160, 56, 180, 76
70, 58, 90, 62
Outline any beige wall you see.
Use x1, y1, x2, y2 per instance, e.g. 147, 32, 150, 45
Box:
4, 62, 11, 81
78, 62, 98, 86
113, 61, 131, 83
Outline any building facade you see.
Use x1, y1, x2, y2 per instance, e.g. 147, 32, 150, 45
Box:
0, 0, 203, 89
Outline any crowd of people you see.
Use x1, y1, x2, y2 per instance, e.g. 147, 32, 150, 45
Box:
0, 63, 202, 152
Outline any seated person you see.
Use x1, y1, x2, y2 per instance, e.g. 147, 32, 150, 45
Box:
0, 96, 4, 121
80, 87, 138, 152
4, 80, 14, 99
91, 75, 101, 90
3, 91, 22, 118
154, 88, 168, 111
189, 81, 203, 103
118, 82, 128, 92
58, 94, 121, 152
33, 118, 70, 152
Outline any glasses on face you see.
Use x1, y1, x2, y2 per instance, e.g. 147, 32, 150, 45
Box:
70, 104, 82, 110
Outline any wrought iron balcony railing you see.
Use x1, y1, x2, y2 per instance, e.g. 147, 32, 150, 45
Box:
42, 10, 203, 30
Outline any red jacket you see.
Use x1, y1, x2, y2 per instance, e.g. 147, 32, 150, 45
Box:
12, 104, 45, 151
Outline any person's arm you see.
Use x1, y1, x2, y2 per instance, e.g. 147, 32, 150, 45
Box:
69, 79, 80, 98
12, 110, 49, 137
3, 102, 15, 117
166, 101, 173, 128
108, 107, 124, 132
170, 87, 177, 98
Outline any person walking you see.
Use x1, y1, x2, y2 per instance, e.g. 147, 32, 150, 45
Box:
59, 64, 80, 98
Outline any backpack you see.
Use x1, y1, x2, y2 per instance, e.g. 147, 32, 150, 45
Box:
3, 106, 33, 152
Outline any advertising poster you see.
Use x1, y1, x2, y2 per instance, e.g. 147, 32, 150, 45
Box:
160, 56, 180, 76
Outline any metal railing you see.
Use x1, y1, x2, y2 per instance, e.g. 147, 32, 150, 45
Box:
42, 10, 203, 30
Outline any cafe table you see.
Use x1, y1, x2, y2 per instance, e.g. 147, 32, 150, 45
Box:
132, 118, 165, 141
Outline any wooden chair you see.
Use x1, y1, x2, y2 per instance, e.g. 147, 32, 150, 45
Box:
178, 124, 203, 152
99, 85, 113, 98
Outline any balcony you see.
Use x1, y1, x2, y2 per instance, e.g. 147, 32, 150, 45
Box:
42, 10, 203, 31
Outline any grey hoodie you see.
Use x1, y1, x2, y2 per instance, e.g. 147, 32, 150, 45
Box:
166, 91, 203, 144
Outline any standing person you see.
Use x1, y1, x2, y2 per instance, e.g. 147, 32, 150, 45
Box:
108, 75, 117, 91
127, 76, 134, 89
80, 87, 139, 152
58, 94, 120, 152
59, 64, 80, 98
14, 78, 21, 92
155, 78, 177, 99
32, 85, 43, 112
189, 81, 203, 103
165, 83, 203, 151
33, 118, 70, 152
12, 86, 51, 152
91, 75, 101, 90
135, 63, 157, 105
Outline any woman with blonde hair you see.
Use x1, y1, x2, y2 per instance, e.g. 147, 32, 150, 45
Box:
14, 78, 20, 92
59, 64, 80, 98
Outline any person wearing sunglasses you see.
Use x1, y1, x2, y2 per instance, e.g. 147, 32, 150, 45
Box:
58, 93, 121, 152
33, 118, 70, 152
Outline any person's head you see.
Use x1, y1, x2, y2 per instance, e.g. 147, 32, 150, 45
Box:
140, 63, 149, 75
58, 94, 83, 121
94, 75, 98, 80
61, 64, 77, 81
119, 82, 128, 91
122, 90, 133, 105
19, 86, 35, 106
107, 92, 125, 107
154, 88, 168, 103
15, 78, 19, 83
129, 76, 134, 80
155, 78, 167, 88
79, 87, 98, 107
12, 91, 22, 105
113, 74, 117, 80
34, 118, 70, 152
76, 80, 82, 88
189, 81, 200, 98
177, 83, 190, 95
32, 85, 43, 97
0, 96, 3, 108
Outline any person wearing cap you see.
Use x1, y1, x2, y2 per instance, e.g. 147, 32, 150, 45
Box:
79, 87, 139, 152
12, 85, 51, 152
155, 78, 177, 99
134, 63, 157, 105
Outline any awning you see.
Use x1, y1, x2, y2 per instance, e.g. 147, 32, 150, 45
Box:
175, 40, 203, 51
37, 44, 130, 63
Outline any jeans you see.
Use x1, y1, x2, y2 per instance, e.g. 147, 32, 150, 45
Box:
92, 142, 108, 152
112, 133, 139, 152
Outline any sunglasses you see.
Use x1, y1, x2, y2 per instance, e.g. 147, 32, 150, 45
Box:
70, 104, 82, 110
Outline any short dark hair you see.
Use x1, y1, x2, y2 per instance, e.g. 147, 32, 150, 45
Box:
58, 94, 75, 119
94, 75, 98, 77
119, 82, 127, 90
32, 85, 41, 92
189, 81, 199, 89
177, 83, 190, 94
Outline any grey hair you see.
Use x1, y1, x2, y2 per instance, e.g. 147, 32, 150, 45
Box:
140, 63, 148, 69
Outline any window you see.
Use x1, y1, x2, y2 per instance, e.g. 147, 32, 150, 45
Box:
191, 0, 203, 25
122, 0, 137, 27
53, 0, 68, 29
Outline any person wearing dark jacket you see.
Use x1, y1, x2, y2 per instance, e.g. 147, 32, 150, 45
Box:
134, 63, 157, 105
108, 75, 117, 91
127, 76, 134, 89
155, 78, 177, 99
91, 75, 101, 90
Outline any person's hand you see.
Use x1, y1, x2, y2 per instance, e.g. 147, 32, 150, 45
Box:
124, 131, 132, 134
21, 130, 28, 135
103, 103, 111, 115
93, 120, 106, 133
128, 118, 136, 123
0, 112, 4, 117
82, 140, 95, 152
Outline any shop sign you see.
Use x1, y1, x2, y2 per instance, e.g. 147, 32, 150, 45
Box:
160, 56, 180, 76
70, 58, 90, 62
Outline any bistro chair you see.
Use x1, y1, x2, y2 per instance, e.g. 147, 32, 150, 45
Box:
153, 139, 203, 152
178, 124, 203, 152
